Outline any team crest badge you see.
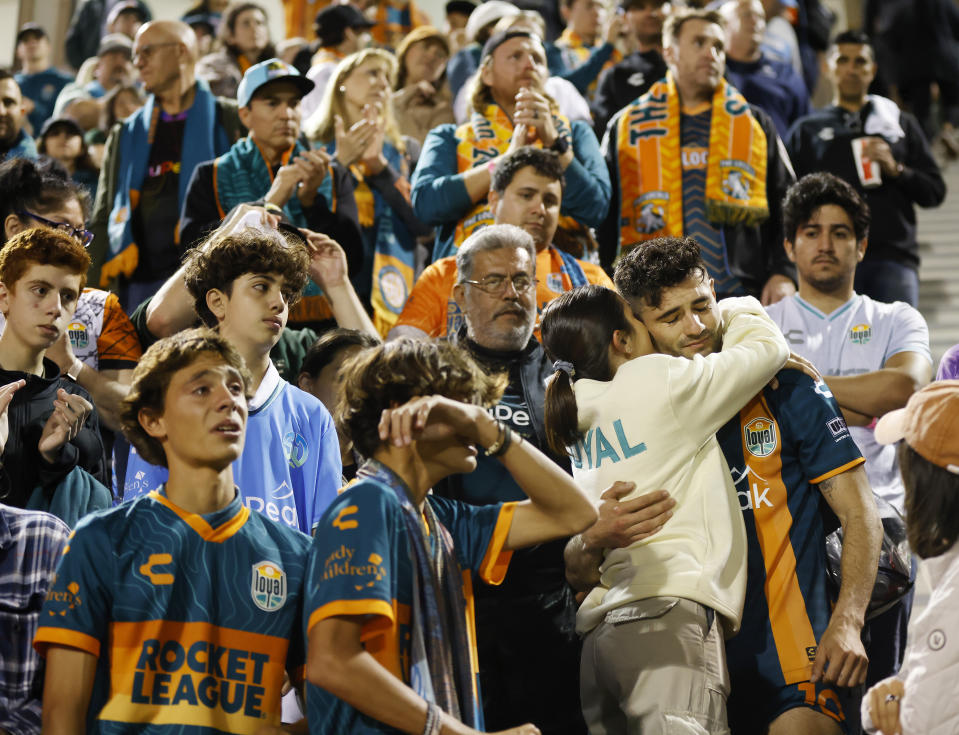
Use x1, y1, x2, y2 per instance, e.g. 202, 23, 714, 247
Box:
850, 324, 871, 344
744, 417, 777, 457
283, 431, 309, 468
68, 321, 89, 350
722, 170, 750, 200
251, 561, 287, 612
546, 273, 564, 293
632, 194, 667, 234
378, 266, 408, 313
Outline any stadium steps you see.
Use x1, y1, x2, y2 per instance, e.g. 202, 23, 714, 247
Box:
917, 158, 959, 368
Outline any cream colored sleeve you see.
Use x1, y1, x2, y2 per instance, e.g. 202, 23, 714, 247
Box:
665, 296, 789, 442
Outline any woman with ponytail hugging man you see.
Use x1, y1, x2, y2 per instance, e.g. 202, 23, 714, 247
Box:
539, 259, 789, 735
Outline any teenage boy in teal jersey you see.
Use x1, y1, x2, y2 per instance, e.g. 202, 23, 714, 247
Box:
304, 339, 598, 735
35, 328, 311, 734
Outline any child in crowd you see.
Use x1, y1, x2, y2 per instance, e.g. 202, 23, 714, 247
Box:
35, 328, 310, 733
123, 226, 341, 535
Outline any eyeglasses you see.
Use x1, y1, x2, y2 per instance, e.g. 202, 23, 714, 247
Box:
18, 210, 94, 247
132, 42, 179, 63
461, 273, 538, 295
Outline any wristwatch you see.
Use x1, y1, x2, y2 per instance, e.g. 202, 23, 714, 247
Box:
549, 136, 570, 155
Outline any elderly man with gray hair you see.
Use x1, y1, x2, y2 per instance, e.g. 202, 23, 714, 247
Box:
88, 19, 244, 309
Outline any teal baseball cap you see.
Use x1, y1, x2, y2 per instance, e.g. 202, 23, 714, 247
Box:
237, 58, 315, 108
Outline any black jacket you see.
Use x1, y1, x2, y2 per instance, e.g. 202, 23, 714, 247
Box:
786, 102, 946, 267
592, 49, 667, 139
0, 359, 107, 508
437, 327, 570, 598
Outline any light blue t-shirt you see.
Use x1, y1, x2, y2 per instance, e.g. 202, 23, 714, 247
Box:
124, 362, 342, 533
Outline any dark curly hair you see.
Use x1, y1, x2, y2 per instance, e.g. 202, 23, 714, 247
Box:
120, 328, 254, 467
491, 146, 565, 195
335, 339, 506, 459
613, 236, 708, 309
183, 227, 310, 328
783, 172, 871, 244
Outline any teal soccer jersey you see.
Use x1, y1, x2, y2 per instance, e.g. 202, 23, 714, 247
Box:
718, 371, 864, 729
34, 490, 311, 735
304, 471, 516, 735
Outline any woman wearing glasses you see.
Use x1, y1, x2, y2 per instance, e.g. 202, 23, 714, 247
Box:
0, 156, 142, 445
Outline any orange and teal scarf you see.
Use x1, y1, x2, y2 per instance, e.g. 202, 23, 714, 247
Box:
447, 104, 573, 258
102, 79, 229, 286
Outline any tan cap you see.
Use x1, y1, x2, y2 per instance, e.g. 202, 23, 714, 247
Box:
875, 380, 959, 475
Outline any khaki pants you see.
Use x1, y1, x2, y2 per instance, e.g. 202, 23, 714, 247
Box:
580, 597, 731, 735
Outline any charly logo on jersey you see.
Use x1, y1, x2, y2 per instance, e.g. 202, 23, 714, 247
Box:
849, 323, 871, 345
67, 321, 89, 350
251, 561, 287, 612
744, 417, 777, 457
282, 431, 308, 468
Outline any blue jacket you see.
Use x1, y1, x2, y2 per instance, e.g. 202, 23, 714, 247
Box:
411, 117, 610, 261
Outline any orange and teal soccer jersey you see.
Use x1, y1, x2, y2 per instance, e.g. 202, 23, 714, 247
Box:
34, 489, 311, 735
303, 462, 516, 735
717, 370, 864, 730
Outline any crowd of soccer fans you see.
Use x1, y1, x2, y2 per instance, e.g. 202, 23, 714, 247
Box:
3, 0, 959, 734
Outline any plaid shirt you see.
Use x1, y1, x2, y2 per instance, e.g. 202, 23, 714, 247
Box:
0, 504, 69, 735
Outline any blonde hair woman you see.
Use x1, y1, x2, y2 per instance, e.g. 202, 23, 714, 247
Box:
304, 48, 429, 335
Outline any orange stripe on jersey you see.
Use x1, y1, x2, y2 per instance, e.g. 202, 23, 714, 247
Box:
809, 457, 865, 485
148, 491, 250, 543
361, 600, 410, 680
478, 502, 516, 584
461, 572, 481, 705
306, 598, 394, 635
100, 620, 288, 734
33, 626, 102, 658
740, 396, 818, 684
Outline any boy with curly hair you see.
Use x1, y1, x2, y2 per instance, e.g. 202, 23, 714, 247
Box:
123, 227, 342, 535
304, 338, 597, 735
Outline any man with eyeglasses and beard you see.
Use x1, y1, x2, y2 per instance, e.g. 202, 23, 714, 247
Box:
429, 223, 668, 735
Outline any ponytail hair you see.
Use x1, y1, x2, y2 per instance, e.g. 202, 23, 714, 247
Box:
0, 157, 91, 235
541, 284, 633, 456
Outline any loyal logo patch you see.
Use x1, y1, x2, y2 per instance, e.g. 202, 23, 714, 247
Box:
744, 417, 777, 457
850, 324, 871, 345
251, 561, 287, 612
68, 321, 89, 350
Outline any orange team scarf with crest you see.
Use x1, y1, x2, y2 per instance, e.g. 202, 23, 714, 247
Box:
557, 29, 621, 96
453, 104, 574, 248
614, 73, 768, 261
